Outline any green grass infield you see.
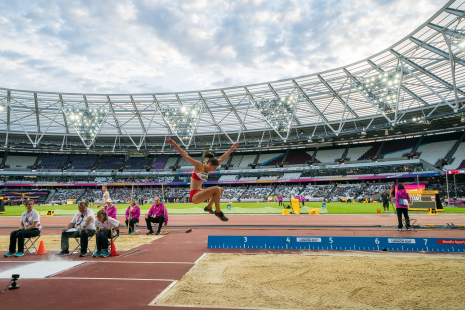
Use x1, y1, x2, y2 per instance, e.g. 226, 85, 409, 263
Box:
1, 201, 464, 216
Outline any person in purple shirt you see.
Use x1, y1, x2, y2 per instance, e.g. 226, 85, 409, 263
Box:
103, 199, 117, 220
395, 184, 411, 231
278, 195, 283, 207
145, 197, 168, 235
125, 199, 140, 234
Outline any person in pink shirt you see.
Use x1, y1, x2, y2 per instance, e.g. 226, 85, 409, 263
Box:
278, 195, 283, 207
125, 199, 140, 234
301, 196, 306, 206
103, 199, 117, 220
145, 197, 168, 235
395, 184, 411, 231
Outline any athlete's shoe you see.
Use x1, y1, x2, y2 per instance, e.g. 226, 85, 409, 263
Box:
406, 227, 411, 231
15, 252, 24, 257
4, 252, 15, 257
397, 228, 402, 231
101, 250, 109, 258
204, 206, 214, 214
215, 211, 229, 221
93, 250, 101, 257
55, 251, 69, 256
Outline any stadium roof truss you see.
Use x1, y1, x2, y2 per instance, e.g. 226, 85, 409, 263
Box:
1, 0, 465, 151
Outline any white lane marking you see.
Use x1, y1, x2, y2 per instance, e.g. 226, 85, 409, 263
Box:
148, 280, 178, 305
194, 253, 207, 264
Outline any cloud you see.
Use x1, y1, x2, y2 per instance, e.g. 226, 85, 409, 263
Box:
0, 0, 447, 93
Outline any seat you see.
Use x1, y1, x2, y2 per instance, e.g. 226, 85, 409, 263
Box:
71, 234, 95, 255
402, 218, 417, 232
24, 235, 41, 254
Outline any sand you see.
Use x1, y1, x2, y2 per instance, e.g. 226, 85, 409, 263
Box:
0, 234, 163, 251
154, 253, 465, 310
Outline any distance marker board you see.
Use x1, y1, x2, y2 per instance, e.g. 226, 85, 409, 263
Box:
208, 236, 465, 253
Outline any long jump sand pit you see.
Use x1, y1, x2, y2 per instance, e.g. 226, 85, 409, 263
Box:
0, 234, 163, 251
153, 252, 465, 310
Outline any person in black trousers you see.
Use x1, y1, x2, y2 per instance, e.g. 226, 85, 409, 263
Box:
145, 197, 168, 235
56, 201, 96, 257
93, 210, 120, 258
4, 200, 42, 257
381, 189, 390, 214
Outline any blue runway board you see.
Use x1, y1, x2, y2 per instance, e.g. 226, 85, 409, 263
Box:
208, 236, 465, 253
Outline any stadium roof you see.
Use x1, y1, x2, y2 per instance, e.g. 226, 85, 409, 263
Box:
1, 0, 465, 153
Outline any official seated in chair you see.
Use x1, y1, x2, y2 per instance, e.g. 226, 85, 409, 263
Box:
145, 197, 168, 235
93, 210, 120, 258
103, 198, 117, 219
56, 201, 96, 257
125, 199, 140, 234
4, 200, 42, 257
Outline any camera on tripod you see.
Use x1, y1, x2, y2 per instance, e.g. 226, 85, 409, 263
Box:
9, 274, 20, 290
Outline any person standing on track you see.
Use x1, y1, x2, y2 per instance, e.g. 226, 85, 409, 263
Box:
4, 200, 41, 257
278, 195, 283, 207
96, 185, 110, 208
395, 184, 411, 231
166, 138, 238, 221
381, 189, 390, 214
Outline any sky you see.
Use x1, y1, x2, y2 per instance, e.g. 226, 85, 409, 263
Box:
0, 0, 449, 94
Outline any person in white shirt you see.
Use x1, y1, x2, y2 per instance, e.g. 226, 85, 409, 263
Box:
97, 185, 110, 208
4, 200, 41, 257
93, 209, 120, 258
56, 201, 96, 257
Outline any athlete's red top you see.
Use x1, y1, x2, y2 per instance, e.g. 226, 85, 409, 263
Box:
191, 165, 209, 182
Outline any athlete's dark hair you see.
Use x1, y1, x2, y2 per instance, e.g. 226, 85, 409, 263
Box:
397, 184, 405, 190
202, 151, 219, 166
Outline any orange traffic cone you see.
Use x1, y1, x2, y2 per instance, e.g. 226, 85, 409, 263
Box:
35, 240, 48, 254
110, 239, 119, 257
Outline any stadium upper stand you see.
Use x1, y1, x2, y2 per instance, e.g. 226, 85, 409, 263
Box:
315, 147, 345, 163
69, 154, 99, 169
98, 155, 125, 169
124, 157, 152, 169
5, 154, 37, 169
39, 154, 70, 169
152, 154, 170, 169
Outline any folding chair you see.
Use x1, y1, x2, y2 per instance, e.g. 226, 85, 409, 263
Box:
402, 218, 417, 232
24, 235, 41, 254
71, 234, 95, 255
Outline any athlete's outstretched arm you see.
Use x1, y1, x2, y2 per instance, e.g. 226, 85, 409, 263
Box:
166, 139, 202, 170
218, 143, 239, 164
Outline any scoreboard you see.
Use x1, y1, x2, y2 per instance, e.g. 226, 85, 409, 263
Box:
406, 190, 442, 211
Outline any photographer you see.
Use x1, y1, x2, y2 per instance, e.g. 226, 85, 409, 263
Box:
56, 201, 96, 257
4, 200, 41, 257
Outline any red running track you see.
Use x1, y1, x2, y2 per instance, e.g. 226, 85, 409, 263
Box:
2, 213, 465, 228
1, 214, 465, 309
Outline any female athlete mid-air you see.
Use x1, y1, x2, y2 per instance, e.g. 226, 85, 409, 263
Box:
166, 138, 238, 221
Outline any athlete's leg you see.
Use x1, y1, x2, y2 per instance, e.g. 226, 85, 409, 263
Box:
205, 187, 223, 209
193, 187, 222, 210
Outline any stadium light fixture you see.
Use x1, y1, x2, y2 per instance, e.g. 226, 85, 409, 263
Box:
160, 106, 202, 148
63, 107, 109, 149
251, 94, 299, 141
356, 69, 403, 114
